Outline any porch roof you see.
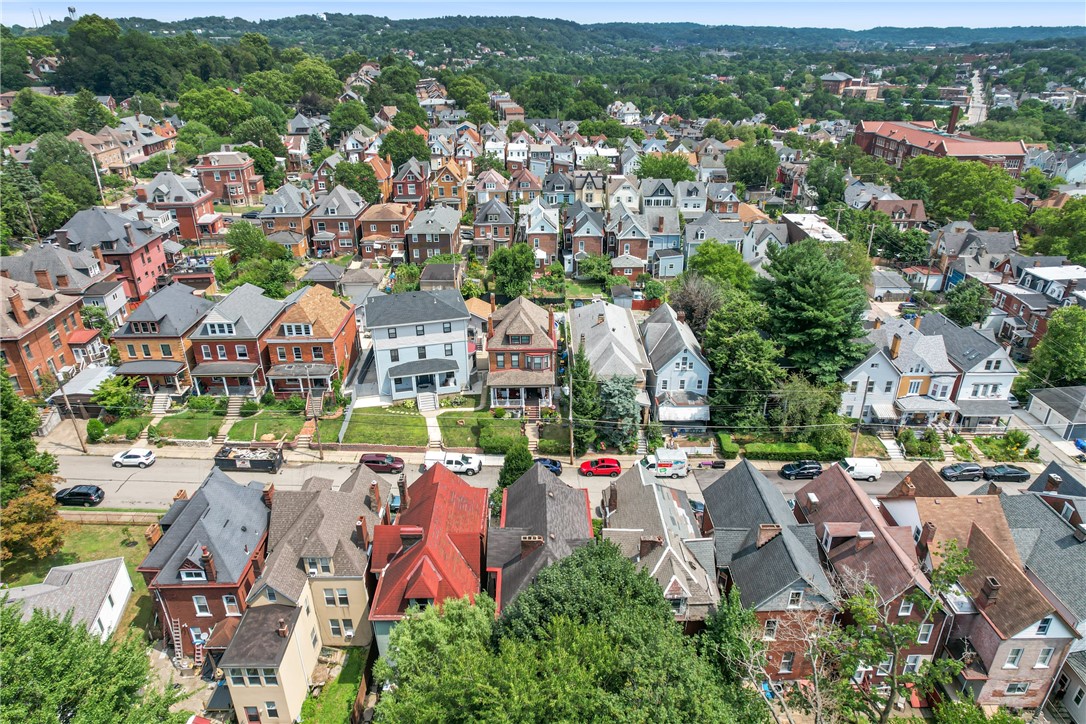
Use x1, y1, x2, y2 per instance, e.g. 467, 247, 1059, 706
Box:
191, 361, 260, 377
387, 358, 458, 377
870, 402, 898, 420
894, 396, 960, 413
956, 399, 1012, 417
115, 360, 185, 375
267, 363, 336, 379
488, 368, 555, 387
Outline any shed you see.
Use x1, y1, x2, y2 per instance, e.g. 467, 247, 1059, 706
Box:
48, 365, 117, 419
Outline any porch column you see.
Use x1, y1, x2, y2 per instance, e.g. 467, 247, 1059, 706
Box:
145, 376, 154, 394
223, 377, 231, 396
248, 376, 256, 397
521, 387, 526, 408
174, 376, 182, 395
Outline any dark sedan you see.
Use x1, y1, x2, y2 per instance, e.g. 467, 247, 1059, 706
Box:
240, 210, 262, 219
779, 460, 823, 480
940, 462, 983, 482
534, 458, 563, 475
360, 453, 405, 474
983, 464, 1031, 483
55, 485, 105, 507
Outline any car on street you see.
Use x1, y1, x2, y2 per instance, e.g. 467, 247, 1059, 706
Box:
779, 460, 823, 480
360, 453, 405, 474
241, 210, 261, 219
940, 462, 983, 482
983, 464, 1031, 483
534, 457, 563, 475
55, 485, 105, 507
579, 458, 622, 477
426, 452, 483, 475
112, 448, 156, 468
838, 457, 883, 482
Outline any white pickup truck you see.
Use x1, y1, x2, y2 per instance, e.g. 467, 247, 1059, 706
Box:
424, 452, 483, 476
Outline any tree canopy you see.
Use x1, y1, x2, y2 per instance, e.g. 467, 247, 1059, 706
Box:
333, 161, 381, 204
723, 142, 779, 188
636, 153, 696, 183
899, 156, 1025, 231
488, 243, 536, 298
687, 240, 755, 292
0, 376, 58, 504
943, 278, 993, 327
379, 129, 429, 169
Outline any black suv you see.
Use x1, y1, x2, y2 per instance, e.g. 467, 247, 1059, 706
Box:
780, 460, 823, 480
940, 462, 983, 481
55, 485, 105, 507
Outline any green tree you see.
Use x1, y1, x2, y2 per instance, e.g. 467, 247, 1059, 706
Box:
1019, 167, 1062, 200
79, 305, 115, 339
576, 253, 611, 284
392, 263, 421, 293
1023, 197, 1086, 265
806, 156, 845, 205
333, 161, 381, 204
570, 343, 600, 455
390, 102, 428, 131
307, 127, 325, 157
944, 278, 993, 327
466, 102, 494, 127
242, 70, 300, 106
236, 144, 284, 190
724, 141, 779, 188
231, 116, 286, 157
703, 296, 783, 427
380, 129, 430, 169
597, 375, 640, 451
687, 240, 755, 292
900, 156, 1025, 231
472, 152, 509, 179
328, 100, 370, 143
636, 153, 696, 183
447, 75, 489, 108
771, 374, 840, 443
0, 376, 58, 504
698, 589, 774, 721
921, 701, 1025, 723
91, 376, 143, 419
1028, 306, 1086, 388
33, 183, 79, 237
71, 89, 115, 132
580, 155, 612, 173
249, 96, 288, 132
29, 133, 96, 186
10, 88, 70, 136
514, 73, 574, 117
643, 279, 666, 301
291, 57, 342, 99
489, 243, 536, 298
461, 279, 484, 299
823, 239, 874, 285
41, 165, 99, 208
757, 239, 868, 385
224, 220, 283, 261
765, 99, 799, 129
497, 438, 534, 490
177, 87, 252, 135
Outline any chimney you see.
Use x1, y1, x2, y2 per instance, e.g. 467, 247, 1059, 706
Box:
0, 269, 7, 278
902, 480, 916, 497
124, 223, 136, 246
1074, 524, 1086, 543
918, 521, 937, 553
806, 492, 820, 513
277, 618, 289, 638
520, 534, 544, 558
56, 273, 69, 289
401, 483, 411, 514
579, 333, 586, 351
1044, 473, 1063, 492
856, 530, 876, 549
91, 245, 105, 265
676, 309, 686, 323
262, 484, 274, 509
890, 333, 903, 359
757, 524, 782, 549
355, 517, 370, 549
34, 269, 53, 290
548, 309, 555, 341
200, 545, 217, 581
980, 576, 1001, 606
368, 480, 383, 515
137, 209, 145, 221
7, 290, 29, 326
913, 315, 922, 330
947, 105, 960, 135
490, 293, 496, 313
173, 489, 189, 502
873, 317, 882, 329
639, 536, 663, 559
597, 312, 605, 325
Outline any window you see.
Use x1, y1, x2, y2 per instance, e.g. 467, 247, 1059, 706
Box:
244, 707, 260, 723
417, 346, 427, 360
884, 381, 893, 393
496, 354, 505, 369
246, 668, 261, 686
266, 589, 277, 602
343, 618, 354, 637
160, 344, 173, 357
903, 655, 921, 674
312, 347, 324, 361
779, 652, 795, 674
416, 325, 425, 336
849, 381, 858, 393
1005, 682, 1029, 695
330, 619, 342, 637
788, 591, 803, 609
1004, 648, 1023, 669
388, 328, 397, 339
141, 344, 152, 357
763, 619, 778, 641
311, 627, 319, 648
917, 623, 933, 644
229, 669, 246, 686
292, 347, 302, 362
193, 596, 211, 616
1037, 616, 1053, 635
265, 702, 279, 718
235, 345, 249, 360
510, 353, 520, 368
898, 600, 914, 617
867, 380, 875, 393
324, 589, 335, 605
181, 570, 206, 582
277, 348, 286, 361
216, 344, 227, 360
204, 322, 235, 336
261, 669, 278, 686
444, 344, 453, 357
908, 380, 921, 395
282, 324, 313, 337
390, 349, 400, 362
127, 344, 136, 358
223, 595, 240, 616
876, 655, 894, 676
443, 322, 452, 333
337, 589, 349, 606
306, 557, 331, 575
1075, 688, 1085, 706
1036, 647, 1054, 668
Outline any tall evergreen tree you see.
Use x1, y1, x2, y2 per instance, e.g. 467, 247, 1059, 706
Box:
570, 343, 600, 455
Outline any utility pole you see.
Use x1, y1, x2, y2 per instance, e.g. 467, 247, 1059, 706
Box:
851, 374, 869, 457
867, 223, 877, 257
566, 315, 575, 466
57, 374, 88, 454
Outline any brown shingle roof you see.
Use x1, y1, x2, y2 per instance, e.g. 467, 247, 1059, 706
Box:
913, 495, 1023, 569
883, 462, 956, 499
273, 285, 353, 339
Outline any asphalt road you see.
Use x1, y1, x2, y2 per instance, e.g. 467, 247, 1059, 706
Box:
966, 70, 988, 126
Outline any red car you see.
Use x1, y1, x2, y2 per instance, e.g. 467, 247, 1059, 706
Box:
360, 453, 405, 474
579, 458, 622, 477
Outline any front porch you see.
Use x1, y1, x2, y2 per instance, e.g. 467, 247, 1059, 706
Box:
115, 360, 192, 399
892, 396, 959, 427
190, 361, 262, 398
655, 391, 710, 432
266, 362, 335, 399
387, 359, 461, 401
491, 385, 553, 410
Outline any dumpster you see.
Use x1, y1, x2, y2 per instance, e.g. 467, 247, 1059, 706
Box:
213, 445, 285, 473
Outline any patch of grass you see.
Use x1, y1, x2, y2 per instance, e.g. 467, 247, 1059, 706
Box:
104, 415, 150, 441
565, 279, 604, 298
155, 411, 220, 440
854, 434, 889, 460
973, 431, 1040, 462
300, 648, 366, 724
341, 407, 428, 446
228, 411, 307, 441
952, 443, 974, 461
438, 410, 520, 448
314, 416, 345, 443
2, 524, 154, 639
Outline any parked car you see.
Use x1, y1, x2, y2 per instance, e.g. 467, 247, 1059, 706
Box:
983, 464, 1030, 483
534, 457, 563, 475
898, 302, 918, 313
55, 485, 104, 507
1075, 438, 1086, 453
837, 457, 883, 482
241, 210, 261, 219
579, 458, 622, 477
779, 460, 823, 480
112, 448, 156, 469
688, 499, 705, 515
1007, 394, 1020, 409
389, 494, 401, 514
940, 462, 983, 482
425, 452, 483, 476
360, 453, 405, 474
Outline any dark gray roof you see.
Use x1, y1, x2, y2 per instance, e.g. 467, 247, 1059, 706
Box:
136, 171, 205, 205
302, 262, 345, 283
191, 283, 287, 339
420, 264, 458, 281
387, 358, 459, 377
313, 185, 365, 217
1028, 386, 1086, 423
115, 283, 214, 338
220, 604, 301, 667
1001, 493, 1086, 618
115, 360, 185, 375
140, 469, 269, 585
1027, 462, 1086, 497
259, 185, 313, 218
474, 197, 513, 225
3, 244, 119, 293
640, 303, 708, 373
365, 289, 468, 328
684, 212, 745, 245
84, 279, 124, 296
918, 313, 1004, 372
933, 221, 1018, 258
6, 557, 127, 630
266, 363, 336, 379
191, 361, 260, 376
57, 207, 160, 254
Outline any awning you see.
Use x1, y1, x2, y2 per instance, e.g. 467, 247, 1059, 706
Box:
635, 390, 652, 407
115, 360, 185, 375
197, 213, 222, 225
191, 361, 260, 376
313, 231, 336, 241
895, 396, 960, 413
387, 358, 458, 377
68, 328, 101, 345
534, 248, 547, 260
267, 363, 336, 379
657, 404, 710, 422
956, 399, 1012, 417
870, 402, 898, 420
390, 249, 405, 259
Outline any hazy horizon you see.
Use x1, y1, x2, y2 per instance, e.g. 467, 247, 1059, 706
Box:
5, 1, 1085, 31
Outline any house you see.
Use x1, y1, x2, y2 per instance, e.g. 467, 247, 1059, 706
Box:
564, 201, 608, 275
869, 199, 927, 231
607, 175, 640, 211
113, 283, 214, 398
542, 171, 575, 206
509, 168, 542, 205
1027, 463, 1086, 525
266, 231, 308, 260
364, 290, 471, 401
684, 212, 745, 260
870, 268, 912, 302
1026, 386, 1086, 441
643, 207, 682, 258
5, 558, 133, 642
610, 254, 646, 284
854, 120, 1027, 178
367, 155, 395, 200
464, 296, 492, 342
300, 262, 344, 292
392, 158, 429, 210
600, 465, 719, 632
194, 151, 265, 207
472, 198, 514, 260
844, 176, 901, 210
653, 248, 685, 279
405, 206, 461, 262
569, 300, 651, 390
430, 159, 467, 209
265, 285, 357, 400
259, 185, 316, 250
486, 465, 593, 614
573, 171, 606, 209
358, 203, 413, 262
313, 152, 341, 193
1, 243, 125, 327
138, 469, 270, 664
486, 297, 557, 414
310, 185, 367, 258
135, 171, 224, 240
820, 71, 854, 95
990, 265, 1086, 352
66, 128, 126, 176
1, 279, 89, 396
674, 181, 708, 219
608, 100, 642, 125
606, 204, 651, 261
368, 464, 489, 655
224, 470, 392, 724
700, 461, 836, 680
189, 284, 290, 398
641, 178, 676, 208
419, 264, 461, 292
640, 304, 711, 428
474, 169, 510, 205
517, 199, 561, 269
53, 208, 168, 303
339, 267, 385, 299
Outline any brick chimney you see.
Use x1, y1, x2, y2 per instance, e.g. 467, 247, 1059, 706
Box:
1044, 473, 1063, 492
262, 484, 275, 509
55, 229, 69, 247
34, 269, 53, 290
947, 105, 961, 135
7, 290, 29, 326
368, 480, 383, 515
401, 483, 411, 514
137, 208, 145, 221
124, 223, 137, 247
548, 309, 555, 342
55, 273, 69, 289
913, 315, 922, 330
757, 523, 782, 549
902, 479, 916, 497
639, 536, 663, 559
873, 317, 882, 330
676, 309, 686, 323
856, 530, 876, 550
277, 618, 290, 638
918, 521, 937, 553
596, 312, 605, 325
200, 545, 217, 581
520, 534, 544, 558
354, 517, 370, 549
490, 293, 496, 314
890, 333, 903, 359
91, 245, 105, 265
980, 576, 1001, 606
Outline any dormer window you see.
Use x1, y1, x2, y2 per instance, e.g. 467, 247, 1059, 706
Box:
305, 557, 332, 576
327, 207, 337, 215
204, 322, 235, 336
181, 570, 206, 582
282, 324, 312, 337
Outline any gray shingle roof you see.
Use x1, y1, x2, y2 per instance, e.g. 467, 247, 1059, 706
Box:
918, 312, 1005, 372
5, 557, 127, 630
569, 300, 650, 383
640, 303, 708, 374
301, 262, 345, 283
1000, 493, 1086, 619
191, 283, 287, 339
474, 197, 513, 225
312, 185, 366, 218
405, 206, 461, 236
1027, 462, 1086, 497
1027, 386, 1086, 423
3, 244, 119, 293
115, 283, 213, 338
364, 289, 468, 328
259, 185, 314, 218
136, 171, 205, 205
220, 604, 300, 667
56, 207, 160, 255
684, 212, 745, 245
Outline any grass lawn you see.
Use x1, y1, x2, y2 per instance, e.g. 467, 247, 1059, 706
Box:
342, 407, 428, 446
854, 434, 889, 460
438, 410, 521, 448
565, 279, 605, 298
228, 411, 307, 441
214, 203, 262, 214
103, 415, 150, 441
314, 416, 345, 444
2, 524, 154, 639
300, 648, 366, 724
155, 411, 221, 440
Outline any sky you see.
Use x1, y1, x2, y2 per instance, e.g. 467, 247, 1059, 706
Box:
4, 0, 1084, 29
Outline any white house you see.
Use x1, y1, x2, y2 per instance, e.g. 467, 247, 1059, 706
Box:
6, 558, 133, 641
364, 290, 472, 401
639, 304, 711, 428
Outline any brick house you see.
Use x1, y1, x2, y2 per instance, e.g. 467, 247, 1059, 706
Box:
1, 243, 126, 328
264, 285, 357, 399
405, 206, 461, 263
137, 469, 270, 664
473, 198, 514, 260
313, 152, 341, 193
854, 121, 1027, 178
135, 171, 224, 241
1, 279, 87, 396
606, 205, 651, 261
868, 199, 928, 231
431, 159, 467, 209
508, 168, 542, 205
258, 186, 316, 246
487, 297, 557, 414
358, 203, 414, 262
310, 186, 367, 258
392, 158, 429, 210
194, 151, 265, 207
67, 129, 125, 176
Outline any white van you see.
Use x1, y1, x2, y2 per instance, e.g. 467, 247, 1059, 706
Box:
640, 448, 689, 478
838, 457, 883, 482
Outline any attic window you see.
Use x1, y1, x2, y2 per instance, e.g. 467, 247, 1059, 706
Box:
180, 570, 206, 582
305, 557, 331, 576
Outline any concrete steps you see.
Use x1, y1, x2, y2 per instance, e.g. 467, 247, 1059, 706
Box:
883, 439, 905, 461
305, 392, 324, 418
214, 398, 245, 444
417, 393, 438, 412
525, 421, 539, 453
150, 393, 171, 416
635, 430, 648, 455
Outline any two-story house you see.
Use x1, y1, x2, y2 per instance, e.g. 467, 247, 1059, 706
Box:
606, 204, 651, 261
990, 264, 1086, 353
674, 181, 707, 219
683, 213, 745, 261
508, 168, 542, 205
137, 469, 270, 665
701, 461, 836, 680
606, 176, 640, 211
113, 283, 214, 398
2, 243, 125, 327
189, 284, 289, 397
542, 171, 575, 206
392, 158, 429, 210
517, 199, 561, 269
369, 464, 489, 655
472, 198, 514, 260
641, 178, 676, 208
564, 201, 607, 275
54, 208, 168, 303
264, 285, 357, 400
473, 169, 510, 206
194, 151, 265, 207
569, 301, 651, 419
405, 206, 461, 262
312, 152, 341, 193
640, 304, 711, 428
358, 202, 414, 262
135, 171, 224, 241
310, 186, 366, 258
364, 290, 471, 401
259, 185, 316, 250
430, 159, 467, 209
486, 297, 557, 415
1, 280, 88, 396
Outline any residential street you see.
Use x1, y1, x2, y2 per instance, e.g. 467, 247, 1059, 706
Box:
966, 70, 988, 126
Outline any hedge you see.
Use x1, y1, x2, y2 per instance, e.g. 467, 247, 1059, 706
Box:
478, 419, 522, 454
536, 438, 568, 456
743, 442, 823, 461
715, 432, 740, 460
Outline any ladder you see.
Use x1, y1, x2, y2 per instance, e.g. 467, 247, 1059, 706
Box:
170, 618, 184, 666
193, 641, 205, 670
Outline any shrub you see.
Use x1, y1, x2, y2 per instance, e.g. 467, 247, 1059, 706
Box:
897, 428, 943, 459
645, 421, 664, 451
260, 391, 276, 406
715, 432, 740, 459
146, 424, 161, 442
283, 395, 306, 412
124, 423, 142, 441
492, 407, 507, 419
189, 395, 223, 413
240, 400, 260, 418
86, 418, 105, 443
478, 419, 520, 454
743, 442, 822, 461
952, 443, 974, 461
440, 394, 467, 408
396, 399, 417, 411
536, 438, 568, 456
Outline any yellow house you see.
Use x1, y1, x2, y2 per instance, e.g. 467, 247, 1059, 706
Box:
431, 158, 467, 209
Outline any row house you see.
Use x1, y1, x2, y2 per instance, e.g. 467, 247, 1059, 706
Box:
112, 283, 214, 398
310, 186, 366, 258
675, 181, 707, 218
474, 169, 509, 205
54, 208, 168, 303
455, 137, 482, 175
508, 168, 542, 205
506, 140, 529, 172
392, 158, 429, 210
486, 296, 558, 414
528, 143, 551, 177
551, 146, 575, 174
264, 285, 357, 400
640, 304, 711, 428
606, 204, 651, 261
359, 202, 414, 263
259, 185, 316, 249
569, 301, 651, 420
312, 152, 341, 193
573, 171, 606, 210
564, 201, 607, 275
644, 207, 682, 259
684, 213, 745, 260
707, 182, 741, 215
135, 171, 224, 241
607, 175, 639, 210
66, 128, 127, 176
2, 243, 125, 328
869, 199, 928, 231
224, 469, 391, 724
473, 198, 514, 260
1, 280, 88, 396
933, 221, 1019, 290
405, 206, 461, 262
194, 151, 265, 207
542, 171, 576, 206
431, 159, 467, 209
990, 263, 1086, 353
517, 199, 561, 269
428, 133, 455, 170
642, 178, 676, 208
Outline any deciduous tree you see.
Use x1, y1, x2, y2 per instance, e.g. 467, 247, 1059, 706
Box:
723, 141, 779, 188
669, 273, 725, 337
944, 277, 993, 327
1027, 306, 1086, 388
687, 240, 754, 292
379, 129, 430, 169
636, 153, 696, 183
488, 243, 536, 298
0, 376, 58, 504
231, 116, 286, 157
333, 161, 380, 204
0, 479, 64, 562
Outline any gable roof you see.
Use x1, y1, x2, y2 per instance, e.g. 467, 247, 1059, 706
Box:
884, 462, 957, 499
136, 171, 207, 205
568, 300, 650, 383
259, 184, 314, 218
1027, 462, 1086, 498
866, 318, 955, 376
2, 243, 118, 293
913, 494, 1023, 569
488, 296, 553, 348
312, 185, 366, 217
56, 207, 161, 254
191, 283, 287, 339
1028, 386, 1086, 423
273, 284, 353, 338
405, 206, 460, 236
6, 558, 127, 630
300, 262, 345, 284
116, 283, 213, 337
474, 197, 513, 225
639, 303, 708, 373
364, 289, 468, 328
917, 313, 1006, 372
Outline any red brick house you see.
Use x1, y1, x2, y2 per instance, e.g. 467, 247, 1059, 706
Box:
854, 121, 1027, 178
135, 171, 224, 241
194, 151, 265, 207
1, 279, 87, 397
473, 198, 514, 260
265, 285, 358, 399
868, 199, 927, 231
359, 203, 414, 262
313, 152, 341, 193
138, 469, 271, 664
486, 296, 557, 413
392, 158, 429, 210
258, 185, 316, 246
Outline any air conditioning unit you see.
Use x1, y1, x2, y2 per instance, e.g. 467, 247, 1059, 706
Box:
344, 633, 354, 641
